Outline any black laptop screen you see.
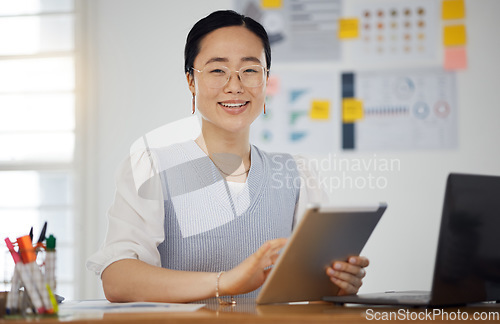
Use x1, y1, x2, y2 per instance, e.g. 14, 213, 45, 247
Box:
431, 173, 500, 305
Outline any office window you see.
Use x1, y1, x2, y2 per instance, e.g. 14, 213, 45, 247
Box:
0, 0, 76, 299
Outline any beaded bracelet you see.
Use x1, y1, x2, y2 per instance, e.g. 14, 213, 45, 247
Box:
215, 271, 236, 306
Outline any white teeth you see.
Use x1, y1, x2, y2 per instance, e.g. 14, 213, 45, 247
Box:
220, 102, 246, 108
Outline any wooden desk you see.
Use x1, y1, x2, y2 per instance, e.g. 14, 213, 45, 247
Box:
2, 298, 500, 323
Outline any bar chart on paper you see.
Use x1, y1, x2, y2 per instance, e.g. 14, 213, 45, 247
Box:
342, 69, 458, 151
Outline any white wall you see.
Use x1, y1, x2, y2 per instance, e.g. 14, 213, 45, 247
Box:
80, 0, 500, 299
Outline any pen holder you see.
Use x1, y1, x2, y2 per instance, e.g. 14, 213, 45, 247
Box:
5, 266, 58, 317
6, 236, 58, 317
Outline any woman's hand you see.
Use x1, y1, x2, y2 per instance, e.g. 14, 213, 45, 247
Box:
220, 238, 287, 296
326, 256, 369, 296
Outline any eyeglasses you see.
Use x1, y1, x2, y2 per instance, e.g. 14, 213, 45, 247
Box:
191, 64, 268, 88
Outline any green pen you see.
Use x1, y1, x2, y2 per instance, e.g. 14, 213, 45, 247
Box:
45, 234, 57, 292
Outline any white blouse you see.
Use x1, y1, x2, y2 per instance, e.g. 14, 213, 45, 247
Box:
86, 149, 327, 277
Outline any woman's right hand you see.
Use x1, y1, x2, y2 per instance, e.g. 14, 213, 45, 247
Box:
219, 238, 288, 296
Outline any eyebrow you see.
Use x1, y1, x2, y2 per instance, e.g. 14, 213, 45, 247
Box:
205, 57, 228, 65
241, 56, 262, 64
204, 56, 262, 65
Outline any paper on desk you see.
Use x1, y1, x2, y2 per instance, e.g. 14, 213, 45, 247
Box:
59, 299, 205, 313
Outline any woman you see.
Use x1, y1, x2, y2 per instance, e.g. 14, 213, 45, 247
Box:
87, 10, 368, 303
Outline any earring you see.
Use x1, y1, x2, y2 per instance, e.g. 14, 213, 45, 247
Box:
263, 103, 266, 115
192, 95, 195, 114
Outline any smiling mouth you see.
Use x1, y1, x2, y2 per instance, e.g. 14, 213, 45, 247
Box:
219, 101, 249, 108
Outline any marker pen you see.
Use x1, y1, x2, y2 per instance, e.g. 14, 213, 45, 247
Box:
45, 234, 56, 292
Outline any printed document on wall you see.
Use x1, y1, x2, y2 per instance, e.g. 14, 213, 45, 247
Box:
250, 71, 338, 154
350, 0, 439, 63
343, 69, 458, 151
235, 0, 342, 61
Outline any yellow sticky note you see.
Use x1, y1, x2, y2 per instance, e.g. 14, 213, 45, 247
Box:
342, 99, 364, 123
443, 25, 467, 46
261, 0, 282, 9
338, 18, 359, 39
442, 0, 465, 20
310, 100, 330, 120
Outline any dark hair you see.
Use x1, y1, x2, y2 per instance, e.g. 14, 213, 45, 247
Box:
184, 10, 271, 75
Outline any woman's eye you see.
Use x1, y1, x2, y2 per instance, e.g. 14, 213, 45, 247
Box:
210, 69, 226, 74
243, 68, 258, 73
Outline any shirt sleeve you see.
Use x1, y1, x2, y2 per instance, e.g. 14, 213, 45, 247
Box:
86, 149, 165, 277
293, 154, 329, 227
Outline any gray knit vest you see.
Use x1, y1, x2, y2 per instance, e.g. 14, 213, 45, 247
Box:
153, 140, 300, 298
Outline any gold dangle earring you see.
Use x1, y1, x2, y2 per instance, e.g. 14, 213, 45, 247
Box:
263, 103, 266, 115
192, 94, 195, 114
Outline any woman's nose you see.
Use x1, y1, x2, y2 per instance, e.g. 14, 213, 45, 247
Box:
224, 71, 244, 93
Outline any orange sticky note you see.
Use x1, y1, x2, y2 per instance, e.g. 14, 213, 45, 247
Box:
310, 100, 330, 120
444, 47, 467, 70
261, 0, 282, 9
342, 99, 363, 122
266, 75, 280, 96
443, 25, 467, 47
442, 0, 465, 20
338, 18, 359, 39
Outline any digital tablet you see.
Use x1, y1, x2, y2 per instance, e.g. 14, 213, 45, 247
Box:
256, 203, 387, 304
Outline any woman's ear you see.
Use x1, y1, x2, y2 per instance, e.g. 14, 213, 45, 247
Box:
186, 72, 195, 95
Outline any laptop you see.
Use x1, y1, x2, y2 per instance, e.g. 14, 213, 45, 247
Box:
324, 173, 500, 307
256, 203, 387, 304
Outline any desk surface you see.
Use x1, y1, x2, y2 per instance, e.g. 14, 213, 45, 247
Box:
2, 298, 500, 324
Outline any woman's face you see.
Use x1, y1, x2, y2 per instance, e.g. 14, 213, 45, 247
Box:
187, 26, 267, 135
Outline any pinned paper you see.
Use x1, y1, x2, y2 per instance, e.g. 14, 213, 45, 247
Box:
261, 0, 282, 9
338, 18, 359, 39
442, 0, 465, 20
342, 98, 364, 123
309, 100, 330, 120
266, 75, 280, 96
444, 47, 467, 70
443, 25, 467, 47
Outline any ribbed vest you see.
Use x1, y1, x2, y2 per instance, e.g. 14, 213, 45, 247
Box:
153, 140, 300, 297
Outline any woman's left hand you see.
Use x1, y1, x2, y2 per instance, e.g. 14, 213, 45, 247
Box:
326, 256, 369, 296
